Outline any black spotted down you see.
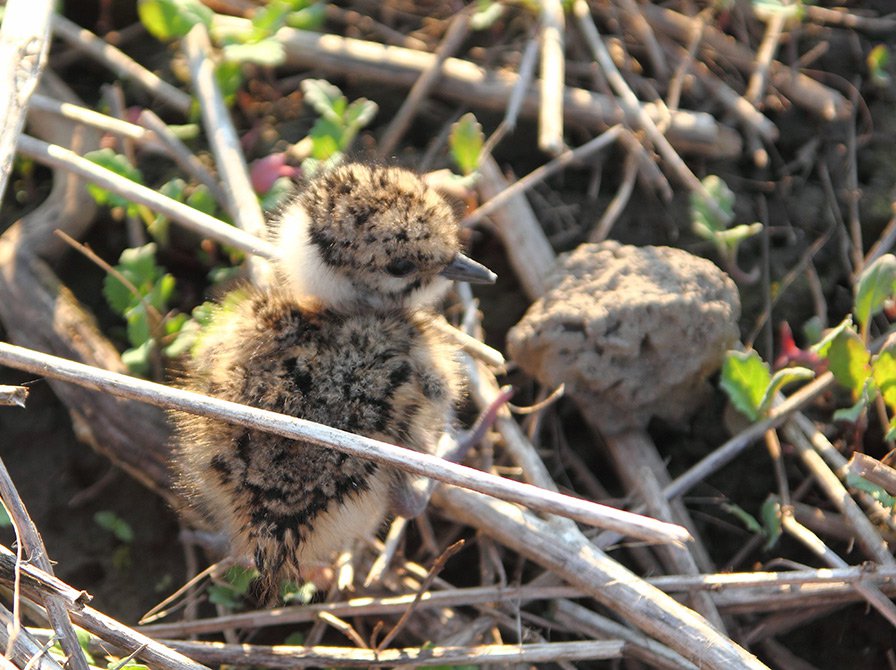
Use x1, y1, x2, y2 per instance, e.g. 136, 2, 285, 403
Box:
172, 287, 462, 589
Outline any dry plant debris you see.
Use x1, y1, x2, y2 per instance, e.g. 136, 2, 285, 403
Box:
0, 0, 895, 669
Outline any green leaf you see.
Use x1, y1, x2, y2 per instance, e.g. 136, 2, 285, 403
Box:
0, 503, 10, 528
690, 175, 735, 236
450, 113, 484, 176
721, 502, 762, 534
712, 222, 764, 252
301, 79, 346, 122
125, 304, 153, 347
757, 366, 815, 414
872, 344, 896, 414
260, 176, 295, 212
137, 0, 212, 41
846, 473, 896, 509
818, 324, 871, 400
343, 98, 378, 134
309, 118, 343, 160
122, 341, 154, 375
759, 498, 782, 550
854, 254, 896, 333
471, 0, 505, 30
285, 2, 326, 30
215, 60, 244, 106
868, 45, 891, 86
833, 396, 867, 424
103, 243, 166, 316
221, 38, 286, 67
720, 350, 771, 421
84, 149, 144, 213
94, 511, 135, 543
186, 184, 217, 216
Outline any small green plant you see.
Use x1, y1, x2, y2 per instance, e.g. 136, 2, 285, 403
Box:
690, 175, 762, 283
299, 79, 378, 175
721, 498, 782, 549
721, 253, 896, 435
449, 113, 484, 177
0, 502, 11, 528
94, 510, 135, 570
868, 45, 891, 87
208, 564, 260, 608
50, 628, 97, 666
720, 350, 814, 421
137, 0, 212, 41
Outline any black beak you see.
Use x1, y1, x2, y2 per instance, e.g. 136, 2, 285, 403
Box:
440, 253, 497, 284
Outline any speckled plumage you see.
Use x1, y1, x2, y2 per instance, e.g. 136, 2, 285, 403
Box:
173, 164, 489, 589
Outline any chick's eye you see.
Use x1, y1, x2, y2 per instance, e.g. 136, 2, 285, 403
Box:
386, 259, 417, 277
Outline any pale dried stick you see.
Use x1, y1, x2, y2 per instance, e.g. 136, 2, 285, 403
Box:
745, 10, 787, 106
28, 93, 155, 144
16, 134, 278, 259
161, 639, 624, 667
0, 341, 690, 543
378, 10, 471, 157
848, 452, 896, 495
612, 0, 667, 79
0, 385, 28, 408
781, 420, 894, 566
0, 459, 90, 670
431, 316, 505, 368
554, 599, 697, 670
135, 563, 896, 637
363, 516, 409, 587
592, 371, 838, 549
791, 412, 896, 536
636, 465, 727, 631
52, 15, 192, 115
780, 510, 896, 628
538, 0, 565, 154
137, 109, 228, 205
473, 156, 557, 299
642, 3, 849, 120
667, 43, 779, 143
480, 34, 538, 160
210, 15, 741, 158
183, 24, 271, 285
0, 0, 53, 197
462, 126, 623, 229
10, 582, 211, 670
590, 149, 637, 242
571, 0, 722, 214
0, 603, 63, 670
433, 487, 770, 670
804, 6, 896, 35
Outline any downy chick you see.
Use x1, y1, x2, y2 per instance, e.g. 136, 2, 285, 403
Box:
173, 163, 495, 590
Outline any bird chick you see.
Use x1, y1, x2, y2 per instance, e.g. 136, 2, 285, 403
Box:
173, 163, 495, 593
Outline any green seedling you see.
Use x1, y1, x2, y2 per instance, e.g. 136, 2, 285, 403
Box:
102, 243, 199, 375
449, 113, 484, 177
208, 564, 260, 608
85, 149, 154, 225
137, 0, 213, 41
299, 79, 378, 175
50, 628, 96, 666
471, 0, 505, 31
690, 175, 762, 283
868, 45, 891, 87
95, 510, 135, 571
721, 498, 782, 550
0, 502, 11, 528
720, 349, 813, 421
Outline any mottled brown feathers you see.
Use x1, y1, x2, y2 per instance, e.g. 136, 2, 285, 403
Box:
173, 163, 474, 592
173, 289, 461, 586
